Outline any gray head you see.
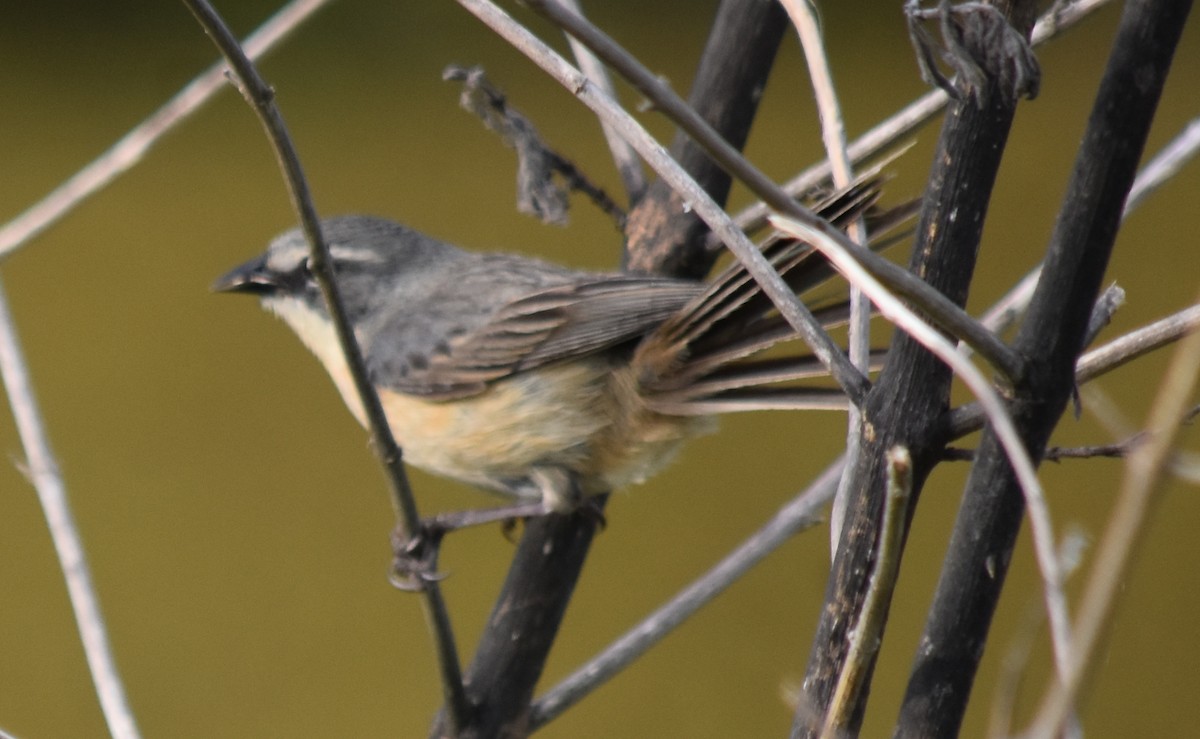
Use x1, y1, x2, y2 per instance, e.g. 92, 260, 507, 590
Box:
213, 215, 467, 325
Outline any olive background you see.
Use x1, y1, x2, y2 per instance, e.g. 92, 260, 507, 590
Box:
0, 2, 1198, 737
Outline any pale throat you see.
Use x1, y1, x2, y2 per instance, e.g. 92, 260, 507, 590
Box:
262, 295, 368, 424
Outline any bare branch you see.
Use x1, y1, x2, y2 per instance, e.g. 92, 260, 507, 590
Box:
552, 0, 647, 201
771, 212, 1074, 682
901, 0, 1191, 731
529, 461, 840, 730
0, 0, 333, 262
821, 447, 912, 736
1026, 296, 1200, 738
780, 0, 873, 555
0, 280, 140, 739
460, 0, 870, 404
729, 0, 1118, 239
180, 0, 469, 729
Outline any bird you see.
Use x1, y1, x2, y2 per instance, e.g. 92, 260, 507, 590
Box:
214, 186, 893, 518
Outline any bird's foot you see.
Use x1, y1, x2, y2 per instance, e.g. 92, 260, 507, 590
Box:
389, 501, 552, 590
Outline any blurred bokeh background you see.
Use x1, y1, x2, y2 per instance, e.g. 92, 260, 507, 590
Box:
0, 1, 1197, 736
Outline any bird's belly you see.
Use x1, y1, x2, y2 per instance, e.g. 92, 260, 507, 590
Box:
362, 361, 714, 499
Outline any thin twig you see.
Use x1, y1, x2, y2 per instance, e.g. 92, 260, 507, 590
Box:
0, 279, 140, 739
945, 434, 1147, 462
822, 447, 912, 737
729, 0, 1116, 239
1075, 303, 1200, 383
528, 460, 842, 730
179, 1, 470, 730
815, 228, 1026, 382
966, 111, 1200, 351
1044, 436, 1144, 460
1124, 117, 1200, 214
1024, 294, 1200, 739
1080, 389, 1200, 483
0, 0, 333, 262
770, 213, 1075, 683
553, 0, 646, 201
459, 0, 870, 404
947, 302, 1200, 439
781, 0, 872, 557
987, 528, 1089, 739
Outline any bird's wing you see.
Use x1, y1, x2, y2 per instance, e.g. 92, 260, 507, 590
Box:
363, 269, 703, 400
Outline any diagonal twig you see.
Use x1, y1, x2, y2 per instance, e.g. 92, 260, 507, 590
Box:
529, 460, 841, 729
179, 0, 470, 730
0, 0, 334, 263
1025, 295, 1200, 738
461, 0, 870, 404
553, 0, 646, 202
770, 212, 1075, 683
780, 0, 874, 556
729, 0, 1117, 239
0, 277, 141, 739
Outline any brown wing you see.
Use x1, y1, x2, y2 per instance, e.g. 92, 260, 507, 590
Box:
364, 273, 704, 400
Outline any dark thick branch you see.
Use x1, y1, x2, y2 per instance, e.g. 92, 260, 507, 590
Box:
619, 0, 788, 278
433, 1, 788, 735
438, 506, 603, 738
897, 0, 1193, 736
793, 2, 1042, 735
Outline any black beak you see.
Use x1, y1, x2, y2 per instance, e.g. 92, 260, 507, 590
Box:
212, 254, 279, 295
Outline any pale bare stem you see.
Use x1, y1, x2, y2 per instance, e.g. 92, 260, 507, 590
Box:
459, 0, 871, 404
528, 460, 842, 730
552, 0, 646, 201
822, 447, 912, 738
1124, 117, 1200, 214
769, 213, 1076, 685
781, 0, 872, 555
803, 219, 1025, 381
947, 302, 1200, 440
1024, 295, 1200, 739
966, 116, 1200, 359
987, 529, 1089, 739
731, 0, 1117, 238
1076, 303, 1200, 383
0, 0, 332, 262
180, 1, 470, 729
1080, 386, 1200, 482
0, 280, 140, 739
967, 115, 1200, 352
973, 266, 1042, 341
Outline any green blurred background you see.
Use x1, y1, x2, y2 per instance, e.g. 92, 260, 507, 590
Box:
0, 1, 1197, 736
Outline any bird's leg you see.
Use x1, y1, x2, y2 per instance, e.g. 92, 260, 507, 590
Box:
389, 468, 607, 589
389, 501, 551, 591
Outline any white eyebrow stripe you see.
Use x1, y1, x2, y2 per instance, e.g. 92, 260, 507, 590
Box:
329, 244, 387, 263
266, 241, 311, 272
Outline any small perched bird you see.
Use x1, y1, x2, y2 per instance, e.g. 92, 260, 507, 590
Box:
214, 191, 883, 513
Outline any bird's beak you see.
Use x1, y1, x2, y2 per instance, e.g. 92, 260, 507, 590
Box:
212, 254, 277, 295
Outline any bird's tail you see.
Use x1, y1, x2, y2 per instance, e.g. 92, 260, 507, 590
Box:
634, 173, 916, 416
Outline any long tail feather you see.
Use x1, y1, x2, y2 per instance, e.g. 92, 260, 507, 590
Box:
635, 172, 916, 415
